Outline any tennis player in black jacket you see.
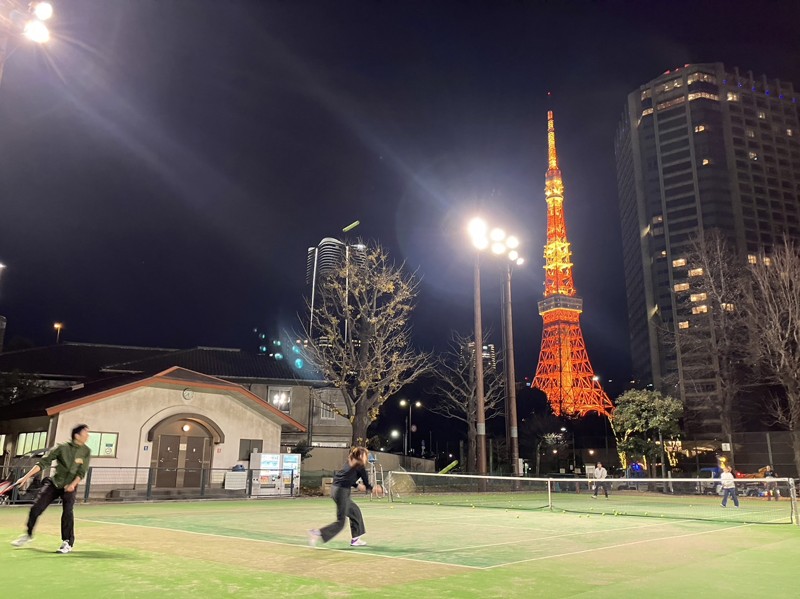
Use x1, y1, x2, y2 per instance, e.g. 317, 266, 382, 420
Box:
309, 446, 378, 547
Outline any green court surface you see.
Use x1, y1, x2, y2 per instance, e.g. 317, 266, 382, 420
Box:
1, 497, 798, 598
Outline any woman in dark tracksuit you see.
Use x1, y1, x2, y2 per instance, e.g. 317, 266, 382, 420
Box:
309, 446, 373, 547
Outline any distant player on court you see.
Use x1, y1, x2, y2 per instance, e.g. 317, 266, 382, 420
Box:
764, 465, 779, 501
309, 446, 378, 547
11, 424, 91, 554
720, 465, 739, 508
591, 461, 609, 498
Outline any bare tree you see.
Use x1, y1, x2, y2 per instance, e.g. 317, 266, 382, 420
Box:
428, 331, 504, 472
745, 238, 800, 475
671, 230, 751, 438
301, 244, 432, 446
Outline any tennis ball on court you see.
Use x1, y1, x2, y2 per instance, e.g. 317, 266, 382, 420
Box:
660, 514, 665, 518
515, 516, 520, 519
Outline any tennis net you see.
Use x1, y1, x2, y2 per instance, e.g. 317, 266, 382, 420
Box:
385, 471, 798, 525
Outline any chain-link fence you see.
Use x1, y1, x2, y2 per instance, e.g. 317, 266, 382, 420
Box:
0, 466, 301, 504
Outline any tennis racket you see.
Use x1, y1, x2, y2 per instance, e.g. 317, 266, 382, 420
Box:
0, 480, 21, 497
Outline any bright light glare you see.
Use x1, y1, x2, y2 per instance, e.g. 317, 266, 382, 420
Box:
33, 2, 54, 21
472, 236, 489, 250
506, 236, 519, 249
508, 250, 519, 261
489, 228, 506, 242
516, 258, 525, 266
414, 401, 422, 408
390, 430, 401, 439
467, 217, 487, 239
491, 242, 506, 255
24, 20, 50, 43
53, 322, 63, 330
0, 263, 6, 269
399, 399, 408, 407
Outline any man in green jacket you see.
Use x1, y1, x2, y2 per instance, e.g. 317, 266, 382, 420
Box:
11, 424, 91, 554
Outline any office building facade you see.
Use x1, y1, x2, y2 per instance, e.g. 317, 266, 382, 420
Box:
615, 63, 800, 433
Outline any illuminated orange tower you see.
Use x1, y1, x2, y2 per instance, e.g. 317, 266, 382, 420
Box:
532, 111, 613, 417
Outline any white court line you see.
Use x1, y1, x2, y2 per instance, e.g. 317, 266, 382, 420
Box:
398, 518, 691, 557
77, 518, 483, 571
484, 522, 753, 569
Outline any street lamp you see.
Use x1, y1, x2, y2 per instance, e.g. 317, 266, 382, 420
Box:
468, 217, 525, 476
53, 322, 62, 343
399, 399, 422, 456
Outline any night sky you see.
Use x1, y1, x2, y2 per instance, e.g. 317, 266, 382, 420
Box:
1, 0, 799, 399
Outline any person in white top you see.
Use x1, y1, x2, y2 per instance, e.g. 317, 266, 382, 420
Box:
720, 465, 739, 508
592, 462, 608, 498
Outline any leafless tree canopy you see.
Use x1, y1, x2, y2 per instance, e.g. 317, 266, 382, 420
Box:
744, 238, 800, 474
428, 331, 504, 472
673, 230, 751, 437
301, 244, 432, 445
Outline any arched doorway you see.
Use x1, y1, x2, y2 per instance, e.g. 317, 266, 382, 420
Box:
147, 414, 223, 489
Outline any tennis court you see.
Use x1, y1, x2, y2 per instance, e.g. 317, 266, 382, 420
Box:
2, 492, 798, 598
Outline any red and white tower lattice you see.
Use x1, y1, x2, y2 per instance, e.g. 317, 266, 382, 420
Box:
532, 111, 613, 417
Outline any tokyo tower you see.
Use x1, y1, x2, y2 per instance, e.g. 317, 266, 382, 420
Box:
532, 111, 613, 417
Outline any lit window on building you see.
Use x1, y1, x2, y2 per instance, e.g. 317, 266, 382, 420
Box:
746, 129, 756, 138
660, 250, 668, 257
721, 303, 736, 312
788, 129, 794, 137
678, 321, 690, 329
748, 254, 757, 264
688, 72, 717, 85
687, 92, 719, 102
269, 387, 292, 413
727, 92, 739, 102
690, 292, 708, 302
749, 151, 758, 161
688, 268, 704, 277
694, 124, 706, 133
763, 256, 772, 266
758, 111, 766, 120
641, 89, 652, 101
652, 215, 664, 224
674, 282, 690, 292
702, 158, 712, 166
641, 108, 654, 117
672, 258, 687, 267
692, 304, 709, 314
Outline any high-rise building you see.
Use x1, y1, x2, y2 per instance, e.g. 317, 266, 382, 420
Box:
305, 237, 366, 338
532, 111, 613, 418
615, 63, 800, 433
463, 341, 498, 373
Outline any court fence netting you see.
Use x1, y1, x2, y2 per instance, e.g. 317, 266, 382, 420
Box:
384, 471, 799, 526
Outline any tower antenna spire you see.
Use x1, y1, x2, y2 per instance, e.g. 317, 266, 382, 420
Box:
532, 110, 613, 418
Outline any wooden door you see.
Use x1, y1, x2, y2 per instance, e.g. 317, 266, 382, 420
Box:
156, 435, 180, 487
182, 437, 206, 487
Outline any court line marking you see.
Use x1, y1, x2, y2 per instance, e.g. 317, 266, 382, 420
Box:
483, 522, 754, 569
77, 518, 483, 571
397, 518, 693, 556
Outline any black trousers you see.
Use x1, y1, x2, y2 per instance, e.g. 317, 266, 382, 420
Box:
26, 478, 77, 545
593, 481, 609, 497
319, 485, 366, 543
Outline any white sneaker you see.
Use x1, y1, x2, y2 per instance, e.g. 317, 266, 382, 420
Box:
307, 529, 321, 547
350, 537, 367, 547
11, 534, 31, 547
57, 541, 72, 554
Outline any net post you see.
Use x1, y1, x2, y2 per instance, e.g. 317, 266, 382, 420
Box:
547, 478, 553, 511
789, 478, 799, 526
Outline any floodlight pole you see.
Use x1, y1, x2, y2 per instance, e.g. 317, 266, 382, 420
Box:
474, 254, 487, 474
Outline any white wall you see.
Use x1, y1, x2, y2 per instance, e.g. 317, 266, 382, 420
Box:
55, 385, 284, 478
